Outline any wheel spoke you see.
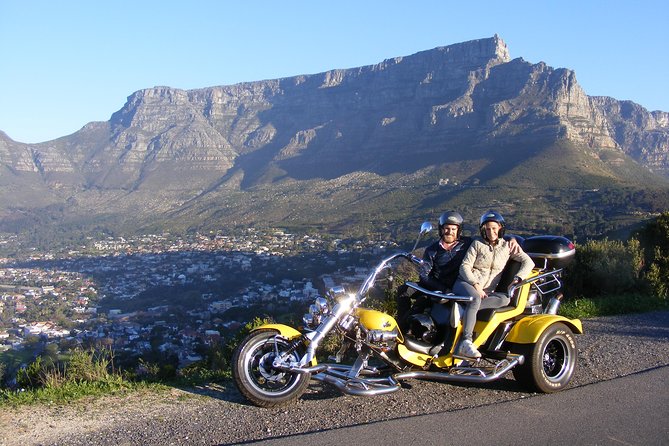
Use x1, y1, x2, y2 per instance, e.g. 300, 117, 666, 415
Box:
233, 329, 312, 407
244, 336, 301, 393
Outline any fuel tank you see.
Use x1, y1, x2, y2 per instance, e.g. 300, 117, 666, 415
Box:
355, 308, 399, 331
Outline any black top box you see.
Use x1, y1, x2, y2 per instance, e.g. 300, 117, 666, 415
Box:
523, 235, 576, 269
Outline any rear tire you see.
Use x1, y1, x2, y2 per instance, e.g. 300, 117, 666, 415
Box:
232, 329, 311, 407
510, 322, 577, 393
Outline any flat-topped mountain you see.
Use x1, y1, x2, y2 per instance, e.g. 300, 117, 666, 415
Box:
1, 36, 668, 245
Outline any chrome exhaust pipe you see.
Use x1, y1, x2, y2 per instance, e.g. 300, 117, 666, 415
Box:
394, 354, 523, 383
312, 372, 402, 396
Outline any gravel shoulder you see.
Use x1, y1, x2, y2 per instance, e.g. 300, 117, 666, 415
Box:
1, 311, 668, 446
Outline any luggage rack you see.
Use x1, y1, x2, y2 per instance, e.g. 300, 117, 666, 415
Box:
531, 268, 563, 296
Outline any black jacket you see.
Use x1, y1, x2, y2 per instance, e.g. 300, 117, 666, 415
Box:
420, 236, 473, 292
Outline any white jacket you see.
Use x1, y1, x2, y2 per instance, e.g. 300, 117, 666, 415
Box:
458, 238, 534, 293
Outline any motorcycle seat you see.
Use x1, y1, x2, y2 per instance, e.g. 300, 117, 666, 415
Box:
477, 306, 516, 322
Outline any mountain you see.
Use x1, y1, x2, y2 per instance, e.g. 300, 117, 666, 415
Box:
1, 36, 668, 246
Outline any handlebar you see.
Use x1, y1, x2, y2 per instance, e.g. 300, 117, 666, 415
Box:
356, 252, 419, 303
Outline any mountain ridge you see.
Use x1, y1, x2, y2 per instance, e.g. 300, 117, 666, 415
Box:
1, 36, 668, 244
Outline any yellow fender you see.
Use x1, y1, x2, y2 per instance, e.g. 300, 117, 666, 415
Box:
252, 323, 303, 339
506, 315, 583, 344
251, 323, 317, 366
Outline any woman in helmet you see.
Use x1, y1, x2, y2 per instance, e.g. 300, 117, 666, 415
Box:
452, 210, 535, 359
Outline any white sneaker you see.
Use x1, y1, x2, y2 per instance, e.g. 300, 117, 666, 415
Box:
455, 340, 482, 359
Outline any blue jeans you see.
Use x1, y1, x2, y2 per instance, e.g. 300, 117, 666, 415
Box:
452, 280, 510, 341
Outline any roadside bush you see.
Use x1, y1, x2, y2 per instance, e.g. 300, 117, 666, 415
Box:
66, 347, 114, 382
16, 356, 49, 389
635, 212, 669, 300
565, 238, 644, 298
13, 348, 119, 391
645, 259, 668, 299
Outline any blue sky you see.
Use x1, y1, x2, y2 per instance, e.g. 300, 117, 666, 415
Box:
1, 0, 667, 143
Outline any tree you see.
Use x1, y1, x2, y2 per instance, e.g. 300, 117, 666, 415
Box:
636, 212, 669, 299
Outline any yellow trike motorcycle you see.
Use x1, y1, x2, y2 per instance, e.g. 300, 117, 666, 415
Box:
233, 222, 582, 407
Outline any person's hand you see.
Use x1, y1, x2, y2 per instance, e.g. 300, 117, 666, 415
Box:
508, 237, 521, 255
474, 283, 487, 299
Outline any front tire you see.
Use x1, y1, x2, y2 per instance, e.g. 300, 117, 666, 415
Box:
232, 329, 311, 407
511, 322, 577, 393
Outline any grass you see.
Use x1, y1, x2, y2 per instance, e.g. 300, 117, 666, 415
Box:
0, 376, 164, 407
559, 294, 668, 319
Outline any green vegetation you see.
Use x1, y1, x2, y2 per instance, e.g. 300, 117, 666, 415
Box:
634, 212, 669, 299
176, 317, 270, 386
0, 319, 269, 407
559, 212, 669, 317
559, 293, 665, 319
0, 347, 163, 406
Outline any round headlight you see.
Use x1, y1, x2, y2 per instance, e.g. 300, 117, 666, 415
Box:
327, 286, 346, 299
314, 297, 329, 314
302, 313, 314, 327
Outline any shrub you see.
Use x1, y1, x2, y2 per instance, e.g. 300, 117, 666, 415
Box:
565, 238, 644, 298
12, 348, 118, 391
635, 212, 669, 299
559, 293, 666, 318
645, 259, 668, 299
66, 347, 113, 383
16, 356, 48, 389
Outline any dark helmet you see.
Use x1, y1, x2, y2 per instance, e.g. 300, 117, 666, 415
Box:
479, 210, 505, 239
438, 211, 463, 238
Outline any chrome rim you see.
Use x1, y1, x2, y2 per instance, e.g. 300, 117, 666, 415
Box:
243, 336, 301, 396
543, 337, 571, 381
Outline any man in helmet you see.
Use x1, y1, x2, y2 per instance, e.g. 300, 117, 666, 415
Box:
397, 210, 520, 326
419, 211, 470, 293
452, 210, 534, 359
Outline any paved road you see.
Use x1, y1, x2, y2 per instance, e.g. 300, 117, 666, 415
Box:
241, 365, 669, 446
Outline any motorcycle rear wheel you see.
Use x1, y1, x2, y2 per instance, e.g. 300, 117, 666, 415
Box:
510, 322, 577, 393
232, 329, 311, 408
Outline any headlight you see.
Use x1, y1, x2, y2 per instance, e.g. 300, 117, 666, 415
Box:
302, 313, 315, 327
314, 297, 329, 315
303, 295, 332, 329
327, 286, 346, 300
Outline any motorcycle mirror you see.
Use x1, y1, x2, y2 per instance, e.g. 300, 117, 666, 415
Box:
412, 221, 433, 251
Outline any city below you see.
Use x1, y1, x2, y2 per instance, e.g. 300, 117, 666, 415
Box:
0, 229, 398, 370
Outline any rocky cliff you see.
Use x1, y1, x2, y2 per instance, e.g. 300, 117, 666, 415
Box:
1, 36, 668, 239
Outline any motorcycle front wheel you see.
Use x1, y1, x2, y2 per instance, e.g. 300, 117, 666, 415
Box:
510, 322, 577, 393
232, 329, 311, 408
